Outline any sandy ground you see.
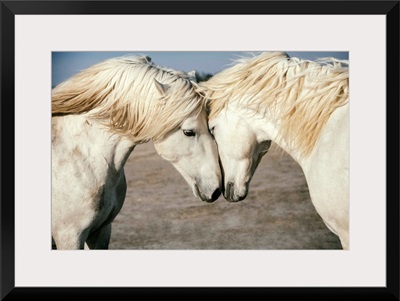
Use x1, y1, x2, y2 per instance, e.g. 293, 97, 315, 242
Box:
108, 142, 342, 250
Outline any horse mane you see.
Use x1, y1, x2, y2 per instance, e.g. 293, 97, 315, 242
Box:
52, 55, 204, 143
199, 52, 349, 158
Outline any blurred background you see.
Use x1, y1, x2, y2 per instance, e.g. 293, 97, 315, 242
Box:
52, 51, 348, 87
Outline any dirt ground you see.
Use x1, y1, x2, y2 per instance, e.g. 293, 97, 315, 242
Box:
108, 142, 342, 250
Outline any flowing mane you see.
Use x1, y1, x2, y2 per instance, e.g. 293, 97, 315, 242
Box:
52, 55, 204, 143
199, 52, 349, 157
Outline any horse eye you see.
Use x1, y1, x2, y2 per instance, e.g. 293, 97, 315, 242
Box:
183, 130, 196, 137
209, 127, 215, 135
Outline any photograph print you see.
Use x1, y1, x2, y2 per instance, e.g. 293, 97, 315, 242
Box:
51, 51, 349, 250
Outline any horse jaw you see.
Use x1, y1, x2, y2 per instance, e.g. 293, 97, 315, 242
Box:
162, 159, 222, 203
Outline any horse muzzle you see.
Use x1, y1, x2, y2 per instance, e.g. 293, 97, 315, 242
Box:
224, 181, 248, 202
194, 184, 221, 203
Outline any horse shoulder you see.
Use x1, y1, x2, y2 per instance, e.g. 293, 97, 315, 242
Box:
302, 104, 349, 239
52, 115, 131, 247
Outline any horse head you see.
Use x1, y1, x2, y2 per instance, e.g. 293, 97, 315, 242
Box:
208, 105, 271, 202
152, 76, 222, 203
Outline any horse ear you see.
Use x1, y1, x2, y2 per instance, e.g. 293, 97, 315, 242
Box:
154, 79, 170, 95
188, 70, 196, 81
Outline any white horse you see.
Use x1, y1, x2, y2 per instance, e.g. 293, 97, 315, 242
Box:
52, 55, 222, 249
198, 52, 349, 249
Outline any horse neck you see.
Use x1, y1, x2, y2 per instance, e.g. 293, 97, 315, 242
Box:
52, 114, 136, 174
244, 103, 349, 176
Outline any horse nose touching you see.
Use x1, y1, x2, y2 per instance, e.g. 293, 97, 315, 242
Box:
224, 181, 247, 202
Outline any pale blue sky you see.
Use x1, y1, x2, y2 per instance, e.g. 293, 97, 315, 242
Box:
52, 51, 349, 87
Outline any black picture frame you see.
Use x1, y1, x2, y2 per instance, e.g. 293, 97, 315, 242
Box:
1, 1, 399, 300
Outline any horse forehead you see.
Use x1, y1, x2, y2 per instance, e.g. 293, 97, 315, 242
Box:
210, 106, 243, 126
181, 112, 207, 128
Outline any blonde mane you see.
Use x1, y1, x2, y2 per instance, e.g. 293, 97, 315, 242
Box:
199, 52, 349, 157
52, 55, 204, 143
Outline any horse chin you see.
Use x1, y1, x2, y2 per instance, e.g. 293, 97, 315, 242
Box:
224, 193, 248, 203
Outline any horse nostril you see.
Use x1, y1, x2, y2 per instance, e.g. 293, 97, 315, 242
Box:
224, 181, 234, 201
211, 188, 221, 201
